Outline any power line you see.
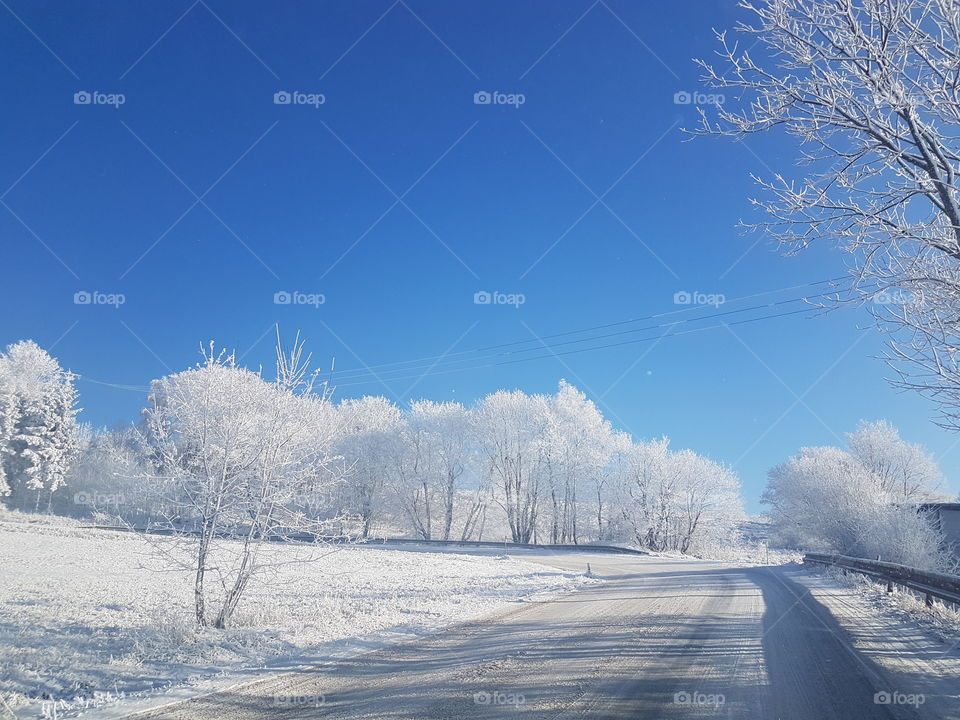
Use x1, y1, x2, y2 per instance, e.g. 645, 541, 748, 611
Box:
327, 282, 850, 383
75, 276, 853, 394
318, 276, 847, 382
475, 275, 848, 351
331, 305, 826, 387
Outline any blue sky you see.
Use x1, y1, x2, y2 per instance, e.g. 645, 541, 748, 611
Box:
2, 0, 957, 512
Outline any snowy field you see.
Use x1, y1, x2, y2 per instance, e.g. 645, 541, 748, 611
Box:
0, 512, 593, 716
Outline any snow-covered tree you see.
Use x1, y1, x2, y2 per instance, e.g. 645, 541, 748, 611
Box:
671, 450, 744, 554
335, 395, 404, 538
847, 420, 944, 502
594, 431, 632, 542
763, 425, 948, 569
613, 438, 744, 554
0, 340, 80, 510
697, 0, 960, 428
62, 425, 154, 521
542, 381, 614, 544
395, 400, 473, 540
142, 345, 344, 628
474, 389, 549, 543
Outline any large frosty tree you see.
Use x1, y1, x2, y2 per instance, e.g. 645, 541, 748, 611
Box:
763, 419, 948, 567
475, 390, 549, 543
143, 342, 345, 629
0, 340, 79, 509
698, 0, 960, 428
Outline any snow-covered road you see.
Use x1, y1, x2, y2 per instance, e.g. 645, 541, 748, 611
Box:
112, 551, 960, 719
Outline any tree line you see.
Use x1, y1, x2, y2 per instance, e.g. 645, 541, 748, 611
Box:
0, 338, 746, 552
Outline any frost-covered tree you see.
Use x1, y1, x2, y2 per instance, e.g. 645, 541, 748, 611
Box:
697, 0, 960, 428
142, 344, 344, 628
763, 425, 948, 568
847, 420, 944, 501
474, 389, 549, 543
764, 446, 873, 553
542, 381, 613, 544
671, 450, 745, 554
594, 431, 632, 542
0, 340, 79, 510
396, 400, 473, 540
336, 395, 404, 538
614, 438, 743, 554
63, 425, 159, 521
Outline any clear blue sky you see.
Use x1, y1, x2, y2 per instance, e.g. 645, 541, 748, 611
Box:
2, 0, 957, 513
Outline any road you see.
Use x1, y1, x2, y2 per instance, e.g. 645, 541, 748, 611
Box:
121, 550, 960, 719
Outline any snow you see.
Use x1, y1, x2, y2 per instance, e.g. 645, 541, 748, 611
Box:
816, 564, 960, 640
0, 515, 594, 717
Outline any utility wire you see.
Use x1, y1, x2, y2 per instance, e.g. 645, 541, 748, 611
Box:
328, 282, 851, 383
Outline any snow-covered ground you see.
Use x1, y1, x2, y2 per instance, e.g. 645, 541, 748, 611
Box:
814, 564, 960, 639
0, 512, 593, 717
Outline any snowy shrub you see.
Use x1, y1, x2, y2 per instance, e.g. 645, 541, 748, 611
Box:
764, 422, 951, 570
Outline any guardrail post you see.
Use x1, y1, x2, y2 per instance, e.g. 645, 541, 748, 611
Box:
886, 581, 893, 594
926, 593, 934, 608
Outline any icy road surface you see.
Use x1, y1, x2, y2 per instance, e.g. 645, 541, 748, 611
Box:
117, 551, 960, 720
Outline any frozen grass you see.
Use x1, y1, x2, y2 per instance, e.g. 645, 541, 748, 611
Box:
818, 565, 960, 641
0, 516, 592, 716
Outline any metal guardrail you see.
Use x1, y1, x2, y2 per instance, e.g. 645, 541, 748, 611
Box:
80, 525, 648, 556
804, 552, 960, 607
